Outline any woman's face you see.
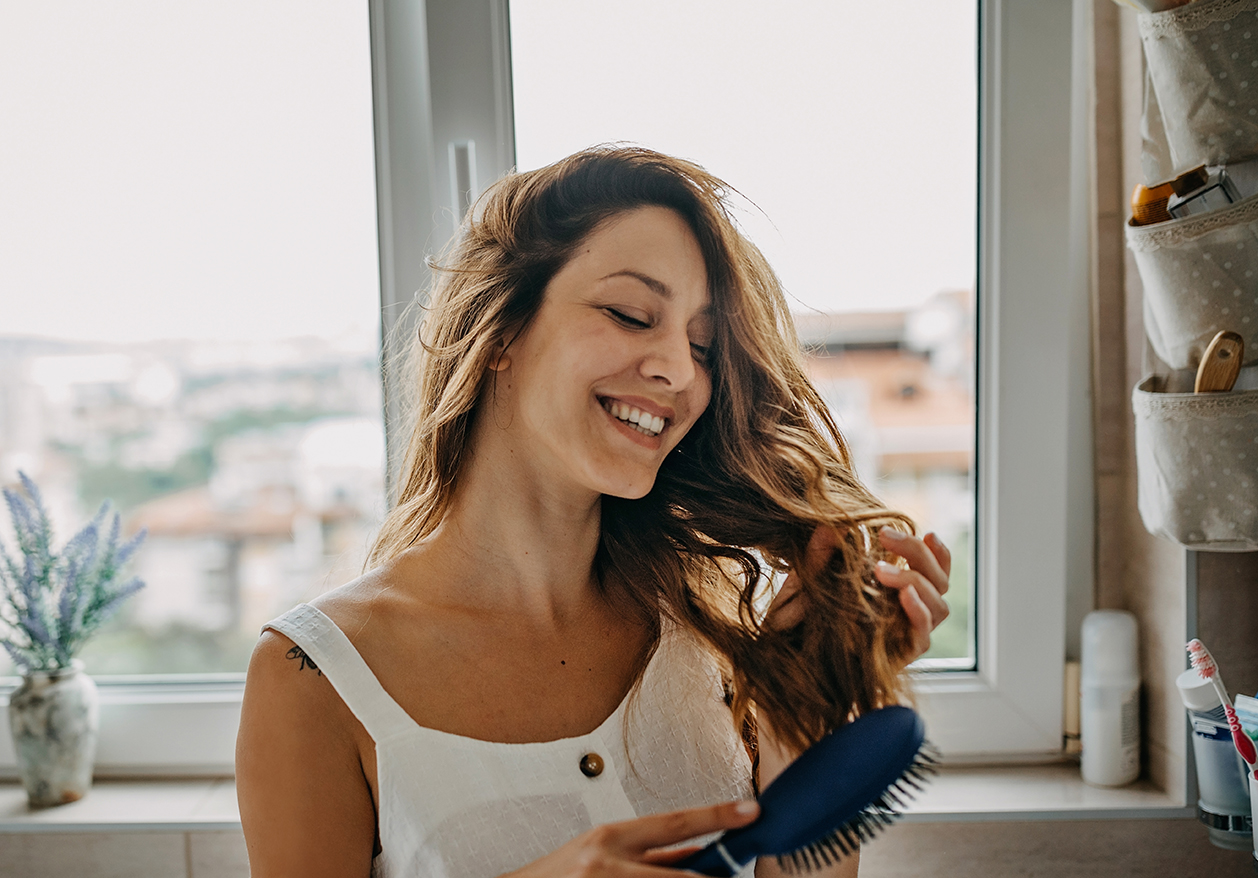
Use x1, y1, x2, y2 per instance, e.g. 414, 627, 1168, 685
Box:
492, 205, 713, 500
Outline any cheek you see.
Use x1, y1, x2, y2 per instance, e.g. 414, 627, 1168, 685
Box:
674, 372, 713, 442
694, 371, 713, 420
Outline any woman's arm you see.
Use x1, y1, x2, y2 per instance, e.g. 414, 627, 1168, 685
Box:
236, 631, 378, 878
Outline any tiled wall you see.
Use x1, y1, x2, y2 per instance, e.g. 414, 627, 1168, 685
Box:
1092, 0, 1195, 805
0, 831, 247, 878
1197, 552, 1258, 699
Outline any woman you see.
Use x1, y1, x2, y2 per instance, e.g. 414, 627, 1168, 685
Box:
236, 146, 950, 878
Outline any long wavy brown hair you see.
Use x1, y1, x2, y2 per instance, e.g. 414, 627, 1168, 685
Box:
370, 145, 916, 754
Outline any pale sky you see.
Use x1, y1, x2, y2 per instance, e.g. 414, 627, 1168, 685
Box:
0, 1, 381, 348
511, 0, 978, 318
0, 1, 976, 346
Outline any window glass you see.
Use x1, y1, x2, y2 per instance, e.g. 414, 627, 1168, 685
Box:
510, 0, 977, 665
0, 1, 382, 675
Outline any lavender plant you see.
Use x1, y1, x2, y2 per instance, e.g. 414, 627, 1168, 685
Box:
0, 472, 146, 672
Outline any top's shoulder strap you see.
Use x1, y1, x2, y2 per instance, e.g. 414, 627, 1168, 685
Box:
264, 603, 415, 742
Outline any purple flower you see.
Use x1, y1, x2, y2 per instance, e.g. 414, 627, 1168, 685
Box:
113, 527, 147, 569
0, 473, 145, 670
3, 489, 37, 553
2, 641, 30, 671
19, 557, 52, 649
93, 577, 145, 626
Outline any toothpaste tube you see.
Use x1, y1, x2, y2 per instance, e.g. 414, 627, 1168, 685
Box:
1235, 694, 1258, 746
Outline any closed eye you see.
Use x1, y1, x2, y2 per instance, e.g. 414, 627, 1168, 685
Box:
690, 343, 710, 365
605, 307, 650, 329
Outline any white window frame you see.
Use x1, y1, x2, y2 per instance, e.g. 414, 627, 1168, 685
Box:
0, 0, 1086, 774
912, 0, 1089, 758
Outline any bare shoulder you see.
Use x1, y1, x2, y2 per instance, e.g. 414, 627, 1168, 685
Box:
307, 547, 453, 659
236, 591, 380, 877
238, 563, 400, 754
307, 563, 397, 638
242, 628, 343, 717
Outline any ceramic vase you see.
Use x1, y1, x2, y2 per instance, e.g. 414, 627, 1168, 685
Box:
7, 660, 99, 807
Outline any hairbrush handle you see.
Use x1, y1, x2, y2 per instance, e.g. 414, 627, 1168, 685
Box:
674, 841, 743, 877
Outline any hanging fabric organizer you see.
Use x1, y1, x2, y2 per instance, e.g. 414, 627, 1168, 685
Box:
1130, 0, 1258, 551
1134, 374, 1258, 551
1138, 0, 1258, 174
1126, 193, 1258, 370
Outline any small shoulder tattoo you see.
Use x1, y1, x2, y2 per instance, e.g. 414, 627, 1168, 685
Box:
286, 645, 321, 675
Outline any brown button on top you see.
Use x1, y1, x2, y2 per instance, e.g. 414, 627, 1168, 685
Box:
579, 752, 604, 778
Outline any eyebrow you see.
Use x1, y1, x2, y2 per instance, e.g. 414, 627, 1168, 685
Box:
601, 270, 672, 299
599, 269, 714, 323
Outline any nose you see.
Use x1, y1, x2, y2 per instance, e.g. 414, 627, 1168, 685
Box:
640, 325, 699, 390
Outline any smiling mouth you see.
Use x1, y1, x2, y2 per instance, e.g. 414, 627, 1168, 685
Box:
600, 398, 666, 438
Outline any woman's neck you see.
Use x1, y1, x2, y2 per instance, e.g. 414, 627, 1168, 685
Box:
416, 437, 605, 626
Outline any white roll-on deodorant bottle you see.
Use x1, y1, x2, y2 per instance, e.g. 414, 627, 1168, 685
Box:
1080, 610, 1141, 787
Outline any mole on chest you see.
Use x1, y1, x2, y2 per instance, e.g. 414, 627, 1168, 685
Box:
377, 648, 630, 742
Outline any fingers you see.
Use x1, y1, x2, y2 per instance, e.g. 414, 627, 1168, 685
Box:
895, 577, 935, 655
878, 527, 950, 596
803, 525, 842, 574
640, 844, 703, 866
765, 586, 805, 631
616, 861, 720, 878
875, 559, 950, 629
923, 531, 952, 579
767, 526, 841, 631
610, 800, 759, 854
875, 528, 950, 657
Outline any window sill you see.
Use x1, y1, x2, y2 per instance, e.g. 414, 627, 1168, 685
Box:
902, 762, 1191, 823
0, 778, 239, 833
0, 763, 1191, 834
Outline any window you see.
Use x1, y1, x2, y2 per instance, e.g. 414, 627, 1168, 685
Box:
508, 0, 978, 669
0, 0, 1089, 771
410, 0, 1090, 759
0, 1, 381, 771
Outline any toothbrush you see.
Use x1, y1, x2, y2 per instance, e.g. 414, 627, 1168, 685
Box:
1186, 639, 1257, 768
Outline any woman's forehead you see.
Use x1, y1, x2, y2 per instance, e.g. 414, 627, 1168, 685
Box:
557, 207, 710, 303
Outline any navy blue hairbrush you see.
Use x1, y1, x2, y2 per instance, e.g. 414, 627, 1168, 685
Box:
676, 705, 939, 875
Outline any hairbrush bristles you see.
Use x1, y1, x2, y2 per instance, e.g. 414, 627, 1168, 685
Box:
775, 742, 941, 874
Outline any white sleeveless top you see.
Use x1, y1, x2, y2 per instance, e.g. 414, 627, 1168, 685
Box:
264, 604, 754, 878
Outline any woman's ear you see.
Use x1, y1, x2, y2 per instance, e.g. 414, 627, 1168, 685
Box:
488, 338, 511, 372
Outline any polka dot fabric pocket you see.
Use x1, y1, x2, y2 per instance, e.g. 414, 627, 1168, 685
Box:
1139, 0, 1258, 172
1133, 372, 1258, 551
1127, 193, 1258, 370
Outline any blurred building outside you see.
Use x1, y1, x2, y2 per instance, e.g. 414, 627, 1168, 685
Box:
0, 289, 974, 677
0, 335, 385, 676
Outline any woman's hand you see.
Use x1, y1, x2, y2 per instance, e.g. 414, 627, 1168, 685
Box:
765, 526, 950, 661
872, 527, 950, 659
504, 800, 759, 878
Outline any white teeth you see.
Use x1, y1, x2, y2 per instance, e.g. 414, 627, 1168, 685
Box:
603, 400, 664, 437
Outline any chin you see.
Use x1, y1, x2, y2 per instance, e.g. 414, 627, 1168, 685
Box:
598, 470, 658, 501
